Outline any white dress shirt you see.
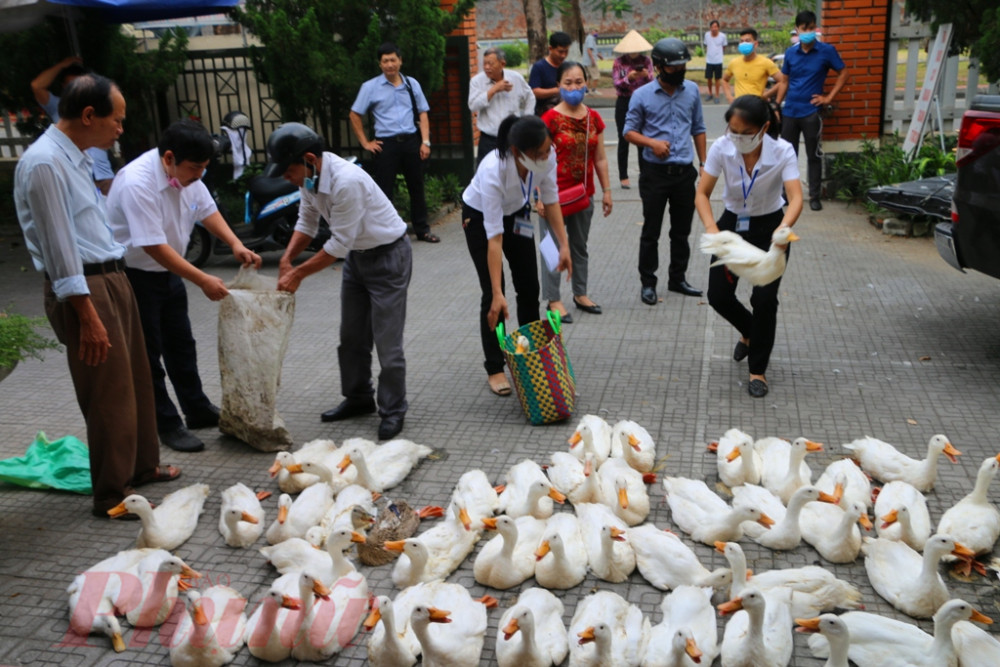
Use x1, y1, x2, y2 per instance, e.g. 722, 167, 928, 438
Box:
296, 152, 407, 258
703, 133, 799, 216
468, 69, 534, 136
462, 150, 559, 240
106, 149, 218, 272
14, 125, 125, 300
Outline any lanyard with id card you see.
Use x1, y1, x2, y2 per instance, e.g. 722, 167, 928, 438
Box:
737, 165, 758, 233
513, 171, 534, 238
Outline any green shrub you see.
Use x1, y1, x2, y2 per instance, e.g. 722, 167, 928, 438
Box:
0, 309, 62, 369
393, 173, 463, 221
827, 133, 957, 203
500, 42, 529, 69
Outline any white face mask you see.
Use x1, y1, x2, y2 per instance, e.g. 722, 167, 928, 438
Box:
517, 152, 549, 174
727, 128, 765, 154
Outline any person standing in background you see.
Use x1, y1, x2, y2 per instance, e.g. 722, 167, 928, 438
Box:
703, 20, 728, 104
468, 47, 534, 166
529, 31, 572, 116
611, 30, 654, 190
582, 29, 602, 83
722, 28, 784, 103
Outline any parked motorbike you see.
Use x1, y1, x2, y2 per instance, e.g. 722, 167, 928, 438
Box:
184, 111, 330, 267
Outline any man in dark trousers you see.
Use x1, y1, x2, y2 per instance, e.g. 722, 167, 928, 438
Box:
349, 42, 439, 243
624, 38, 707, 305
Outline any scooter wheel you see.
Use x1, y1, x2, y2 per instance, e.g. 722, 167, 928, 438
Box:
185, 226, 212, 268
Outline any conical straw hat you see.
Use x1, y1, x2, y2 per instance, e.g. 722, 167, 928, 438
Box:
614, 29, 653, 54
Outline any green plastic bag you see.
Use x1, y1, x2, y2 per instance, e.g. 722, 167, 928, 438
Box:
0, 431, 92, 494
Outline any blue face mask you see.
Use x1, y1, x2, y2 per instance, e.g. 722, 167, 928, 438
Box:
561, 87, 586, 106
303, 162, 317, 192
738, 42, 754, 56
798, 31, 817, 44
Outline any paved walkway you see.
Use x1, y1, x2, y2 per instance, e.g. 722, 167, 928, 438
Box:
2, 169, 1000, 665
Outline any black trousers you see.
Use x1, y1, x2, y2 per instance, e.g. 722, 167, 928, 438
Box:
126, 268, 213, 432
615, 95, 632, 183
781, 111, 823, 199
476, 132, 497, 168
462, 203, 540, 376
638, 159, 698, 289
706, 209, 787, 376
372, 133, 429, 235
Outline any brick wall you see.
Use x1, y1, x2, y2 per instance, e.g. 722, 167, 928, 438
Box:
821, 0, 890, 144
431, 0, 477, 145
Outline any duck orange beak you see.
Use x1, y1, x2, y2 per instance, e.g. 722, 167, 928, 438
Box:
548, 487, 566, 504
534, 540, 551, 561
277, 504, 288, 524
817, 490, 839, 504
805, 440, 824, 452
717, 597, 744, 615
281, 595, 301, 610
111, 632, 126, 652
350, 531, 367, 544
481, 517, 499, 530
725, 448, 742, 462
502, 617, 520, 640
383, 540, 407, 553
241, 511, 259, 524
858, 514, 873, 531
610, 526, 627, 542
943, 442, 962, 463
786, 231, 801, 242
994, 453, 1000, 463
285, 463, 304, 474
193, 602, 209, 626
180, 564, 202, 580
971, 608, 993, 625
686, 636, 703, 663
795, 617, 822, 633
714, 540, 729, 553
428, 607, 451, 623
363, 607, 381, 630
757, 512, 775, 528
337, 455, 352, 473
312, 580, 331, 601
831, 481, 844, 505
107, 502, 129, 518
459, 507, 472, 531
577, 626, 596, 644
628, 433, 642, 451
267, 459, 282, 477
952, 541, 977, 559
568, 432, 582, 447
880, 509, 899, 530
617, 487, 629, 509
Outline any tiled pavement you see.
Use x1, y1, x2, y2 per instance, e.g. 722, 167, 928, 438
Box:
2, 169, 1000, 665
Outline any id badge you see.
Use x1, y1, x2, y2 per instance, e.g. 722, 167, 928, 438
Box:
736, 214, 751, 233
513, 205, 534, 238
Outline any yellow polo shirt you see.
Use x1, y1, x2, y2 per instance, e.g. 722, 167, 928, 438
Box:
725, 55, 780, 97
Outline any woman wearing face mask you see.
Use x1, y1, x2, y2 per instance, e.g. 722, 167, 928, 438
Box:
538, 60, 611, 321
462, 115, 572, 396
695, 95, 803, 398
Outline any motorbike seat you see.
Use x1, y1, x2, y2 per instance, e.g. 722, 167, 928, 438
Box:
248, 175, 298, 204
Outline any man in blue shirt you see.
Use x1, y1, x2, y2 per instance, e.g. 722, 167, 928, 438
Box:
528, 31, 571, 116
776, 10, 848, 211
624, 38, 707, 304
14, 74, 176, 518
350, 43, 439, 243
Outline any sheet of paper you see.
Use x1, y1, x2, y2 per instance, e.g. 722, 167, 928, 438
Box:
539, 232, 559, 272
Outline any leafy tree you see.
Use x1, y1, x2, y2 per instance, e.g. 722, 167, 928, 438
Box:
905, 0, 1000, 83
231, 0, 475, 147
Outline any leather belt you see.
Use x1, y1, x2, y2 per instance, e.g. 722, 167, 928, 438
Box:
45, 258, 125, 281
375, 132, 418, 143
353, 235, 406, 255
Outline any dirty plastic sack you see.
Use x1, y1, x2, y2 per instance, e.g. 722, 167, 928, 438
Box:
218, 266, 295, 451
0, 431, 92, 494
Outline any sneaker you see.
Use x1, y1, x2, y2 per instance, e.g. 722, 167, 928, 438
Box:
159, 426, 205, 452
186, 404, 220, 429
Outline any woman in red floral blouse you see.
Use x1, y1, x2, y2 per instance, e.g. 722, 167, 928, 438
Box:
538, 61, 612, 318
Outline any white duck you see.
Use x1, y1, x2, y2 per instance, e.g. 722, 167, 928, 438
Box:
699, 225, 800, 286
292, 570, 369, 661
874, 480, 931, 551
408, 583, 494, 667
497, 588, 568, 667
125, 552, 201, 627
474, 514, 546, 589
953, 615, 1000, 666
109, 483, 209, 551
364, 592, 421, 667
814, 459, 873, 510
756, 437, 824, 504
800, 500, 872, 563
265, 481, 334, 545
736, 484, 838, 550
844, 434, 961, 491
663, 476, 775, 546
575, 502, 636, 583
259, 525, 323, 568
937, 454, 1000, 567
534, 512, 587, 589
568, 414, 616, 465
318, 481, 379, 540
271, 527, 365, 585
717, 587, 793, 667
447, 468, 501, 532
806, 599, 993, 667
597, 456, 653, 526
498, 459, 567, 519
337, 438, 433, 493
219, 483, 267, 548
794, 614, 851, 667
547, 451, 602, 505
169, 586, 247, 667
629, 523, 733, 591
611, 419, 656, 473
267, 439, 338, 493
863, 532, 976, 618
642, 586, 719, 667
711, 428, 761, 488
569, 590, 650, 667
243, 584, 305, 663
385, 509, 480, 587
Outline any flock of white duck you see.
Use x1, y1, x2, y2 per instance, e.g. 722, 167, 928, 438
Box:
64, 416, 1000, 666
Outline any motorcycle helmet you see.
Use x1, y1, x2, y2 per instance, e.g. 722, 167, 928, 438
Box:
262, 122, 324, 179
222, 110, 251, 131
651, 38, 692, 67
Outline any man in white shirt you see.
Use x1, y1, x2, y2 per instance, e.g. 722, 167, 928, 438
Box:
703, 20, 728, 103
266, 123, 412, 441
106, 120, 261, 453
468, 47, 534, 165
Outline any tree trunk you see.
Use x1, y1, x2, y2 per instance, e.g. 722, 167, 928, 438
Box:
523, 0, 548, 63
560, 0, 585, 60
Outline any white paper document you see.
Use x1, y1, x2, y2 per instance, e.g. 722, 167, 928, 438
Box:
539, 232, 559, 272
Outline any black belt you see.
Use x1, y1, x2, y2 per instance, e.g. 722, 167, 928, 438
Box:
352, 235, 406, 255
45, 258, 125, 281
375, 132, 418, 143
644, 160, 694, 176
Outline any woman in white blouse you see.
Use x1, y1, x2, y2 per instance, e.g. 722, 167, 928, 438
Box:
695, 95, 803, 398
462, 115, 572, 396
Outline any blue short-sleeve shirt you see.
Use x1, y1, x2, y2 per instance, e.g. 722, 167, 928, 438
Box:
351, 74, 430, 138
781, 41, 846, 119
622, 79, 706, 165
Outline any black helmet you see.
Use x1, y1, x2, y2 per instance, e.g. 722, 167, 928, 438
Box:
262, 122, 324, 178
651, 38, 691, 67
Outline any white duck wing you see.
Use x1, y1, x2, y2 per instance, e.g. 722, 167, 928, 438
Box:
662, 477, 727, 535
845, 436, 919, 482
862, 537, 926, 608
629, 523, 714, 590
953, 620, 1000, 666
875, 481, 931, 545
660, 586, 720, 664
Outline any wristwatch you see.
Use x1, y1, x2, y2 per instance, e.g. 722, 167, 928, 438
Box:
422, 140, 431, 147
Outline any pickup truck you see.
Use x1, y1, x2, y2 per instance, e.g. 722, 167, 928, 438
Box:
934, 94, 1000, 279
